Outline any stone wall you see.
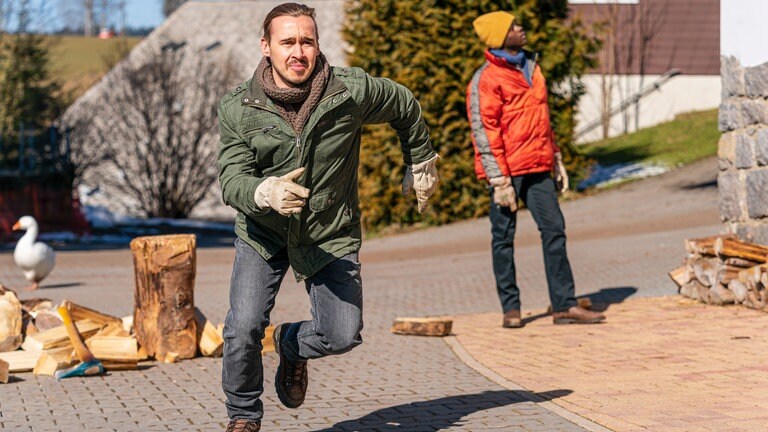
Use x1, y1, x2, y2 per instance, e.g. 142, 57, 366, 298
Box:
718, 56, 768, 245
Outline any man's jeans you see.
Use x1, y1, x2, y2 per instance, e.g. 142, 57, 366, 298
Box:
222, 238, 363, 421
490, 172, 578, 313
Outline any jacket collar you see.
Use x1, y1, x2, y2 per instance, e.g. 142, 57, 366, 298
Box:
485, 48, 538, 69
242, 63, 347, 108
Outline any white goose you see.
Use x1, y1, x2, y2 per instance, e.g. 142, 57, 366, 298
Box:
12, 216, 56, 291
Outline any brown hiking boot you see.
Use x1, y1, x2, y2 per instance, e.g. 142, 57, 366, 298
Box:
273, 323, 308, 409
225, 419, 260, 432
502, 310, 523, 328
552, 306, 606, 324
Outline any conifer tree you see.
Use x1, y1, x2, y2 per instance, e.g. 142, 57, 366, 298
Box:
344, 0, 598, 232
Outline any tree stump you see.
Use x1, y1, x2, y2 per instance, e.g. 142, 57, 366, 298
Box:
0, 285, 22, 353
130, 234, 197, 362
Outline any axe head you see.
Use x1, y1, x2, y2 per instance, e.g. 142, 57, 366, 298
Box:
55, 359, 104, 380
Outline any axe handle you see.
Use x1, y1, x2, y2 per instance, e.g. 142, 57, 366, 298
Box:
57, 306, 95, 363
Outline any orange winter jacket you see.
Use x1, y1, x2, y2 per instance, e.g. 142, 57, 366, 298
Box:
466, 50, 559, 180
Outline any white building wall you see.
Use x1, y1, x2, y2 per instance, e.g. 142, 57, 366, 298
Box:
721, 0, 768, 68
575, 74, 721, 143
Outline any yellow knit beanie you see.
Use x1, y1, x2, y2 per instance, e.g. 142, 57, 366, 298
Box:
472, 11, 515, 49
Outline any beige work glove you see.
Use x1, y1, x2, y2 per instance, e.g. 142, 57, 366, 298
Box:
402, 155, 439, 213
254, 167, 310, 216
489, 176, 517, 211
553, 152, 570, 193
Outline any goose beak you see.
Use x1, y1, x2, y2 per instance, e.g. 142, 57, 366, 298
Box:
12, 221, 21, 231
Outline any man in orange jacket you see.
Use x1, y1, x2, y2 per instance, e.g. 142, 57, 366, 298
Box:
466, 11, 605, 328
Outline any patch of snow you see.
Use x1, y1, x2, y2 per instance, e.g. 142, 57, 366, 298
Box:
578, 162, 669, 190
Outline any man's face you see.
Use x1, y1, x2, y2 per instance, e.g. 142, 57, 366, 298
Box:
261, 15, 319, 88
503, 21, 526, 50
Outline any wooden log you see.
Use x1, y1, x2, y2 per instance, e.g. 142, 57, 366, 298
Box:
33, 347, 76, 376
86, 336, 138, 362
738, 264, 766, 284
61, 300, 122, 326
0, 358, 8, 383
684, 280, 711, 303
262, 325, 275, 354
668, 266, 690, 287
0, 350, 41, 372
708, 284, 736, 305
728, 279, 749, 303
131, 234, 197, 361
34, 310, 63, 331
685, 234, 735, 256
716, 263, 741, 286
0, 285, 22, 353
121, 315, 133, 334
94, 322, 130, 338
20, 298, 54, 314
692, 257, 719, 287
714, 238, 768, 263
723, 257, 761, 268
20, 320, 102, 353
194, 308, 223, 357
391, 317, 453, 336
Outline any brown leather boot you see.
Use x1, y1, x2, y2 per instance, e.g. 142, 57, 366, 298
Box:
273, 323, 308, 409
502, 310, 523, 328
225, 419, 261, 432
552, 306, 606, 324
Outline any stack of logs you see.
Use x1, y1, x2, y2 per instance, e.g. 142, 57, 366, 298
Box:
0, 234, 276, 383
669, 234, 768, 310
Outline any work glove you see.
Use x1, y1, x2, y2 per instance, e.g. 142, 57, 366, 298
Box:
489, 176, 517, 211
402, 155, 439, 213
553, 152, 570, 193
254, 167, 310, 216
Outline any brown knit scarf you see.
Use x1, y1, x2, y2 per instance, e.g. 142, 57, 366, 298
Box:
257, 52, 330, 135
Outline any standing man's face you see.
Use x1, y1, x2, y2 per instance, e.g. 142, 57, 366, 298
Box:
503, 22, 526, 50
261, 15, 319, 88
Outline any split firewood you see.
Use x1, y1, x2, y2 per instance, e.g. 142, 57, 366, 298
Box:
685, 234, 735, 256
131, 234, 197, 362
692, 257, 719, 287
0, 358, 8, 383
194, 308, 224, 357
137, 345, 149, 361
668, 266, 690, 287
714, 238, 768, 263
121, 315, 133, 334
61, 300, 122, 326
684, 280, 711, 303
391, 317, 453, 337
679, 281, 693, 298
723, 257, 761, 268
33, 346, 76, 376
86, 336, 138, 363
727, 279, 748, 303
23, 319, 38, 338
716, 263, 741, 286
20, 298, 53, 314
262, 325, 275, 354
0, 285, 22, 353
0, 350, 41, 372
708, 284, 736, 305
94, 322, 130, 338
34, 310, 63, 331
21, 320, 102, 353
744, 288, 767, 310
738, 264, 766, 285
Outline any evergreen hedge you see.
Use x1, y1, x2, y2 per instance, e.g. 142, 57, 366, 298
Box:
343, 0, 599, 233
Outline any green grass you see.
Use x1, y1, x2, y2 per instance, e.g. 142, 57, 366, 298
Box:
45, 35, 142, 103
578, 109, 720, 168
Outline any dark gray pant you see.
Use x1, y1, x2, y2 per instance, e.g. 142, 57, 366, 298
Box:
222, 238, 363, 421
490, 172, 578, 313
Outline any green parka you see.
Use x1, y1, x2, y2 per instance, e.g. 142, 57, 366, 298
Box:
217, 66, 436, 280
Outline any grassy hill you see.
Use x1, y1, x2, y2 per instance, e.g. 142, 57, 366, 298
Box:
579, 109, 720, 168
46, 35, 142, 105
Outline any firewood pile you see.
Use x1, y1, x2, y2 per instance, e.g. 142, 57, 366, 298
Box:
0, 234, 275, 384
669, 234, 768, 310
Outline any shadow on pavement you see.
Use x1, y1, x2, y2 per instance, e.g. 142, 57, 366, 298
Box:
38, 282, 84, 289
309, 389, 572, 432
679, 179, 717, 190
521, 286, 638, 325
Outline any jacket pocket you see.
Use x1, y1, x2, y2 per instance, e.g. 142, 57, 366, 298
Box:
303, 187, 353, 244
244, 123, 293, 170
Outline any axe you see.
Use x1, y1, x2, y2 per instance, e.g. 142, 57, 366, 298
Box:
54, 306, 104, 380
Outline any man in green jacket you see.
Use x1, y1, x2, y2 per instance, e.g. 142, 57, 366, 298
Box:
217, 3, 438, 431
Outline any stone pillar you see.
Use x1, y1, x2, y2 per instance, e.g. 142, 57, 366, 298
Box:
718, 57, 768, 244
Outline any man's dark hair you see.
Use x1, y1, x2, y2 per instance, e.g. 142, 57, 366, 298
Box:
262, 3, 318, 43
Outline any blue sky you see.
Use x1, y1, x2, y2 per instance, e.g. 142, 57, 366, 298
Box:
125, 0, 165, 29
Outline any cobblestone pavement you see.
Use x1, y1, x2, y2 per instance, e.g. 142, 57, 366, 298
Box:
0, 157, 722, 431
